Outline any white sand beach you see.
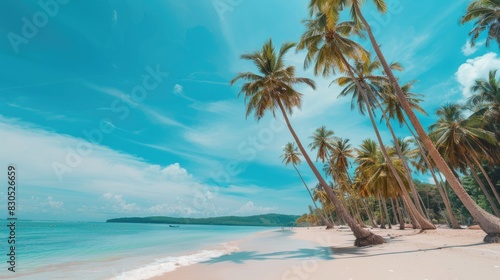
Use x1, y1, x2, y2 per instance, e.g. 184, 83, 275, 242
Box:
154, 226, 500, 280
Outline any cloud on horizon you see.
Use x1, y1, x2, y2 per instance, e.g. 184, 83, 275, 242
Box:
0, 116, 287, 221
455, 52, 500, 100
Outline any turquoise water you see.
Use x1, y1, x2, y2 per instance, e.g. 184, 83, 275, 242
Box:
1, 221, 269, 279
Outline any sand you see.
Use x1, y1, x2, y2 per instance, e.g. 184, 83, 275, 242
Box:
152, 226, 500, 280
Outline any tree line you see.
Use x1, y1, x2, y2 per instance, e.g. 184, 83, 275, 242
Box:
231, 0, 500, 246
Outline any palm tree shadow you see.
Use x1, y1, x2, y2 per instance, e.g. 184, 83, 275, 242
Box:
202, 247, 334, 265
332, 242, 487, 259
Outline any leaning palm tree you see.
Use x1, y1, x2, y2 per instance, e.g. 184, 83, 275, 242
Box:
298, 12, 434, 230
410, 137, 462, 229
461, 0, 500, 48
336, 59, 431, 223
309, 126, 337, 163
354, 139, 404, 228
281, 142, 334, 228
311, 0, 500, 242
467, 70, 500, 145
231, 39, 384, 246
429, 103, 500, 216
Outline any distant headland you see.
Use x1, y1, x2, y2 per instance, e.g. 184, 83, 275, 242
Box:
106, 214, 299, 227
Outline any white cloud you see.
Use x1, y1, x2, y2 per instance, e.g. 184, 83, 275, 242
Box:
42, 196, 64, 209
236, 201, 277, 215
455, 52, 500, 99
0, 116, 300, 220
461, 40, 484, 56
173, 84, 183, 95
86, 84, 187, 129
101, 193, 140, 212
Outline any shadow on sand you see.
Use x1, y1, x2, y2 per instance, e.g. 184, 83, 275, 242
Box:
202, 247, 334, 264
330, 241, 486, 259
203, 240, 487, 265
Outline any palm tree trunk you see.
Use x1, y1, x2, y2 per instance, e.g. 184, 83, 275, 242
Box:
471, 155, 500, 206
374, 94, 428, 218
338, 53, 434, 230
417, 191, 431, 220
382, 198, 392, 229
293, 164, 335, 229
353, 200, 367, 227
361, 198, 377, 227
395, 197, 406, 229
465, 157, 500, 216
337, 53, 434, 231
355, 6, 500, 241
388, 117, 430, 220
433, 169, 462, 229
378, 196, 386, 229
276, 99, 384, 246
390, 198, 399, 224
403, 120, 461, 229
402, 194, 420, 229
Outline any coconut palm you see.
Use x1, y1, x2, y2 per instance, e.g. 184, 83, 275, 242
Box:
461, 0, 500, 48
299, 10, 434, 229
334, 58, 434, 229
231, 39, 383, 246
336, 59, 431, 222
354, 139, 406, 228
323, 138, 372, 227
313, 185, 337, 223
467, 70, 500, 146
410, 137, 462, 229
429, 103, 500, 216
311, 0, 500, 241
309, 126, 337, 163
281, 142, 334, 228
328, 138, 355, 187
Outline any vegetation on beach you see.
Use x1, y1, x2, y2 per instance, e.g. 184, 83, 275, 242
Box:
232, 0, 500, 246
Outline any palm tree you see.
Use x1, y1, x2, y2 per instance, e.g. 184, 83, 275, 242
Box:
281, 142, 334, 228
354, 139, 406, 228
298, 11, 434, 230
336, 59, 431, 223
429, 103, 500, 216
334, 60, 434, 229
311, 0, 500, 241
410, 137, 462, 229
231, 39, 384, 246
328, 138, 354, 187
461, 0, 500, 48
324, 138, 372, 227
467, 70, 500, 144
313, 185, 338, 224
309, 126, 337, 163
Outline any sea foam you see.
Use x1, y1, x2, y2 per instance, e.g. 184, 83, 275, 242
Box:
109, 243, 239, 280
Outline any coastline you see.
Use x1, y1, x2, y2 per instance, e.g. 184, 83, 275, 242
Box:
152, 226, 500, 280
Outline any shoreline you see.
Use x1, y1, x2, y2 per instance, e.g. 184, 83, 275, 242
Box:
152, 226, 500, 280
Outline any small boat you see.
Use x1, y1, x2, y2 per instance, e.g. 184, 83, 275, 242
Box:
169, 225, 179, 228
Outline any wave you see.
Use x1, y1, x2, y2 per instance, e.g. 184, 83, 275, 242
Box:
109, 243, 239, 280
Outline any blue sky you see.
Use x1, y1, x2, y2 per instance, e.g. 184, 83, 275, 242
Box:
1, 0, 499, 222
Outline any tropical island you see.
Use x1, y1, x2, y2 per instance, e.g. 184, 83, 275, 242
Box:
106, 214, 299, 227
7, 0, 500, 279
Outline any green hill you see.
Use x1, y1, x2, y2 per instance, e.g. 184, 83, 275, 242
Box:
106, 213, 298, 227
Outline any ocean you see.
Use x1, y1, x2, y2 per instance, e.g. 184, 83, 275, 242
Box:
1, 220, 270, 279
